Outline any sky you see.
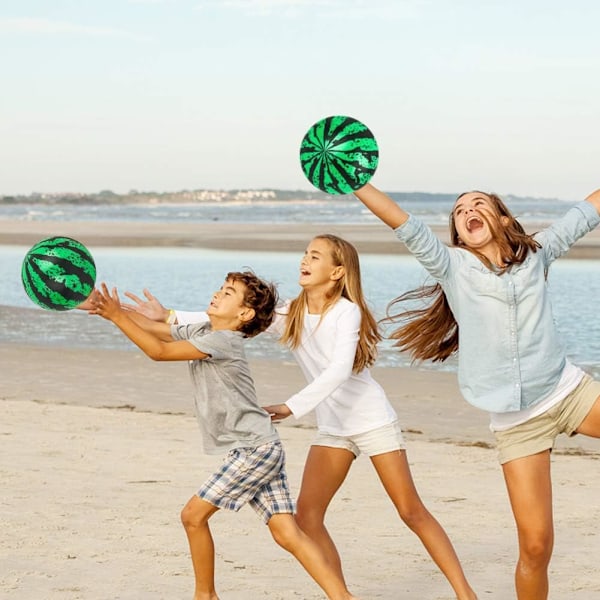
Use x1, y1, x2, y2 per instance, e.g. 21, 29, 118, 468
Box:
1, 0, 599, 200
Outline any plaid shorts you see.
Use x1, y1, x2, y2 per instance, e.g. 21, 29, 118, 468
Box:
198, 440, 296, 523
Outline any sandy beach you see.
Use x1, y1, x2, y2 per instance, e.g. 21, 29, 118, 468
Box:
2, 218, 600, 599
3, 217, 600, 258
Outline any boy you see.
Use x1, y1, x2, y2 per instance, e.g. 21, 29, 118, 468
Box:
90, 272, 357, 600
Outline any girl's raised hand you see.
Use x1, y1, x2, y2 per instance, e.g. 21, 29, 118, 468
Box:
585, 188, 600, 215
122, 288, 169, 321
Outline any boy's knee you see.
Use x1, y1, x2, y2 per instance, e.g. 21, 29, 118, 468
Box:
268, 514, 300, 550
180, 495, 211, 529
180, 503, 195, 529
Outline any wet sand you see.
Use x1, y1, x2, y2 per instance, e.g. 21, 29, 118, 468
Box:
2, 218, 600, 258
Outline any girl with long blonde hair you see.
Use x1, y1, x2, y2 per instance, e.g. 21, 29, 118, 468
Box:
263, 234, 477, 600
279, 234, 380, 373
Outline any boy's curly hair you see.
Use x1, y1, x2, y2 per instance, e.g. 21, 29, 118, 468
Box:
226, 271, 278, 338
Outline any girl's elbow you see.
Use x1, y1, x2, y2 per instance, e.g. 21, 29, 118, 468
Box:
332, 364, 355, 384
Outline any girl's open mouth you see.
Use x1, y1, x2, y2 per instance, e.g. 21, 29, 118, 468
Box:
466, 216, 484, 232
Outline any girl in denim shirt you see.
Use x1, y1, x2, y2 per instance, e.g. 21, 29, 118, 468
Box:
354, 183, 600, 600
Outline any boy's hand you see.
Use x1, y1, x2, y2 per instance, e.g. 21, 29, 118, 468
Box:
90, 283, 124, 322
263, 403, 292, 422
122, 288, 170, 321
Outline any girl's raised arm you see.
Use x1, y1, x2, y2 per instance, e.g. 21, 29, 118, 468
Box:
353, 183, 409, 229
585, 188, 600, 215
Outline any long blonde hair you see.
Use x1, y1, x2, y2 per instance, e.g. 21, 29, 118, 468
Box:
382, 192, 541, 362
280, 234, 381, 373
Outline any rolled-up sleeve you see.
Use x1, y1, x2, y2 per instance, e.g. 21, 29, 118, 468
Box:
536, 201, 600, 264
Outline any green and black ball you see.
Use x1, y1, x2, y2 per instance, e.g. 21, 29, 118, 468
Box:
299, 115, 379, 195
21, 236, 96, 311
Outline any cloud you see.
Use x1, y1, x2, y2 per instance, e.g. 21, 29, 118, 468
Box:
0, 17, 150, 42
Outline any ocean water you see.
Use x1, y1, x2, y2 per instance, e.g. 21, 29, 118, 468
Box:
0, 194, 583, 226
2, 242, 599, 379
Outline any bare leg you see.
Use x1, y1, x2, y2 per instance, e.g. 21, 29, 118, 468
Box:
575, 393, 600, 437
295, 445, 355, 582
267, 513, 358, 600
502, 451, 553, 600
180, 495, 221, 600
370, 450, 477, 600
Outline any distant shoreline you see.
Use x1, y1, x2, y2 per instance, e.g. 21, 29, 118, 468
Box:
0, 187, 575, 206
2, 218, 600, 258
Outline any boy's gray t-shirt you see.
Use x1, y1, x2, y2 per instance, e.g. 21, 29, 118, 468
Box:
171, 322, 279, 455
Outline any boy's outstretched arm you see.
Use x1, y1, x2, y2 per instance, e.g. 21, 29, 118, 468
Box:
84, 287, 174, 341
585, 189, 600, 215
353, 183, 409, 229
91, 284, 208, 362
78, 290, 175, 338
116, 305, 175, 341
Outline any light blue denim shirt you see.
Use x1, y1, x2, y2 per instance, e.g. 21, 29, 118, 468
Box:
394, 201, 600, 413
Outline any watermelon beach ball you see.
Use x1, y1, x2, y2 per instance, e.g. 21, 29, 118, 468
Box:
21, 236, 97, 311
299, 115, 379, 195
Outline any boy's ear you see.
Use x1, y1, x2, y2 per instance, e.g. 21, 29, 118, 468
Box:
239, 307, 256, 323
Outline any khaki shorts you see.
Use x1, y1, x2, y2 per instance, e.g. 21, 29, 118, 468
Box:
494, 374, 600, 465
313, 420, 405, 458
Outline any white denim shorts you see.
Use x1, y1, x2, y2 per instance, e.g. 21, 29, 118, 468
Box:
312, 420, 405, 458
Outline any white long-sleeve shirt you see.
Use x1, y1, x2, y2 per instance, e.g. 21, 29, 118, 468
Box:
272, 299, 397, 435
176, 298, 397, 436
